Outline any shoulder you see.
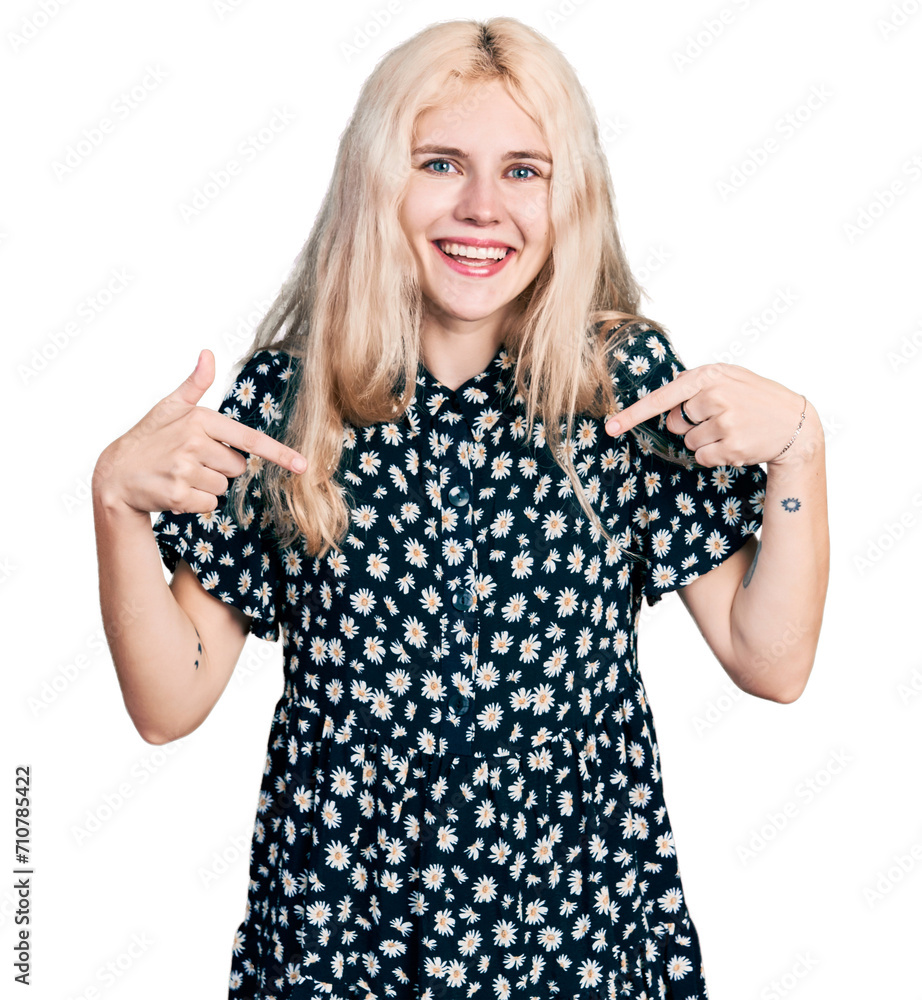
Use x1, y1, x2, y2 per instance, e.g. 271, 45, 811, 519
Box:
603, 321, 684, 410
220, 347, 301, 429
235, 346, 300, 385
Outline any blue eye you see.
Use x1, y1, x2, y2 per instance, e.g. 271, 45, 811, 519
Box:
420, 159, 541, 179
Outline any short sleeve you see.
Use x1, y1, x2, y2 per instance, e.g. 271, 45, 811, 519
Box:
611, 326, 766, 607
151, 348, 297, 640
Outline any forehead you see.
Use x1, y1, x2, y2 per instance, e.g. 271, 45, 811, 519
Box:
412, 78, 547, 148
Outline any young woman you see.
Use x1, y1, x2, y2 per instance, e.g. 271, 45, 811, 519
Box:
92, 17, 828, 1000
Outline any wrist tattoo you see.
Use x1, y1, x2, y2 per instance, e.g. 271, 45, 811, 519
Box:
194, 626, 202, 670
781, 497, 802, 513
742, 540, 761, 589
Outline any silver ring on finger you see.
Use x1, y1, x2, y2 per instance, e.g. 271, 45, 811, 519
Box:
680, 399, 702, 427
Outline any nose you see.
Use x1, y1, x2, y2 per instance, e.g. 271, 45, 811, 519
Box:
455, 171, 502, 225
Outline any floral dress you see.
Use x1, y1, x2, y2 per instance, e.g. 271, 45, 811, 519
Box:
152, 323, 765, 1000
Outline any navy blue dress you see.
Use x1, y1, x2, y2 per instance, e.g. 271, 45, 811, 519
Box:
152, 323, 765, 999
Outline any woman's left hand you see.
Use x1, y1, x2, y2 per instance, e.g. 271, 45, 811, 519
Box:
604, 362, 811, 468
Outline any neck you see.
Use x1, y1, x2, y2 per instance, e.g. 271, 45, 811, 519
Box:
420, 320, 505, 391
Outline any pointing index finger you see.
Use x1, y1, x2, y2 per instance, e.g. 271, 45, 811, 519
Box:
606, 374, 698, 436
212, 410, 307, 473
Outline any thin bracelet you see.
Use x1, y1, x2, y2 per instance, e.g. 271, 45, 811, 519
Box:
771, 395, 807, 462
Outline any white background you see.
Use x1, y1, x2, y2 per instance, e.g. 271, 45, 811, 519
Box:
3, 0, 921, 997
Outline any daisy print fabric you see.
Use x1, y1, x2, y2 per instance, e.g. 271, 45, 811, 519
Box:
152, 324, 765, 1000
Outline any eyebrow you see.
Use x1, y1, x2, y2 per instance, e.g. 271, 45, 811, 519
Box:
411, 144, 552, 164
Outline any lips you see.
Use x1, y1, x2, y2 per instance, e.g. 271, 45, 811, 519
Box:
436, 240, 513, 261
432, 240, 516, 276
435, 237, 516, 250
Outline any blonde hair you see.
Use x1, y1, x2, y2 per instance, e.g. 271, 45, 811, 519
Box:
228, 17, 681, 559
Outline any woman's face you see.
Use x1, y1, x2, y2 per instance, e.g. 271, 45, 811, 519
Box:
399, 78, 553, 341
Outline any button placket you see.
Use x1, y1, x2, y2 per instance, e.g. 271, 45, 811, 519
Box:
438, 395, 477, 756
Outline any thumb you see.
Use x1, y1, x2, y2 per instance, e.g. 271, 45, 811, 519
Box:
170, 349, 215, 407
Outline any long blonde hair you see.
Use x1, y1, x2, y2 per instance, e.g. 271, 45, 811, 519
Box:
228, 17, 682, 558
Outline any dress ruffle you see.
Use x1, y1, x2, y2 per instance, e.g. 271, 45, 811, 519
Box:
230, 698, 707, 999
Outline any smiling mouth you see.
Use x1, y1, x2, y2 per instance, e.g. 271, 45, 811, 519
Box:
436, 240, 513, 265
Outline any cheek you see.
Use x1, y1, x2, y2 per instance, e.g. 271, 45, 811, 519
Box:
516, 193, 550, 240
400, 179, 452, 235
396, 202, 417, 245
397, 184, 428, 237
522, 215, 553, 262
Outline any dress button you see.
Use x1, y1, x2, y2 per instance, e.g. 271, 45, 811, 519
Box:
447, 692, 470, 715
452, 589, 474, 612
448, 485, 469, 507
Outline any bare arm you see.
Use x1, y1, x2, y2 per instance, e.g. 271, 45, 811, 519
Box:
608, 363, 830, 702
92, 476, 251, 744
677, 404, 828, 701
93, 349, 306, 744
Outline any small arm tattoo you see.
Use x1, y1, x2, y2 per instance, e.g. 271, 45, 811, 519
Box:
742, 540, 761, 588
194, 626, 202, 670
781, 497, 802, 512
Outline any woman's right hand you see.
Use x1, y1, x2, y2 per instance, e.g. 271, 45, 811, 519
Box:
92, 349, 307, 516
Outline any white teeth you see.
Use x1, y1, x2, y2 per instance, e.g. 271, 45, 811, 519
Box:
438, 241, 509, 261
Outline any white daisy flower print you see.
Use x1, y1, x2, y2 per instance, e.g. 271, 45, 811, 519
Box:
149, 336, 762, 998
